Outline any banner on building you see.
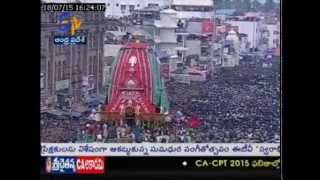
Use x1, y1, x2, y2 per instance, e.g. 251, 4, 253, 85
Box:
82, 75, 95, 90
55, 79, 70, 91
202, 19, 215, 34
216, 25, 226, 33
171, 74, 190, 84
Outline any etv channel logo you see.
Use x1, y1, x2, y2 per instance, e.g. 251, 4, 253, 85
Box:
46, 157, 105, 174
54, 12, 86, 45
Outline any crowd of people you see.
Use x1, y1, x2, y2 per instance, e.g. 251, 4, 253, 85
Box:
166, 58, 280, 143
41, 114, 79, 143
41, 58, 280, 143
41, 110, 197, 143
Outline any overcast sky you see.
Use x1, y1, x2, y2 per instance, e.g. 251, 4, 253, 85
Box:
255, 0, 280, 3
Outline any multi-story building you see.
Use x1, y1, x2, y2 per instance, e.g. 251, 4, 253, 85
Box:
85, 0, 170, 18
263, 23, 280, 50
171, 0, 214, 19
154, 9, 178, 56
222, 29, 240, 67
42, 0, 170, 18
41, 10, 105, 106
107, 0, 171, 18
226, 19, 261, 49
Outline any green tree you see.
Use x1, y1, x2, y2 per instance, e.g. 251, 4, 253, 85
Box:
232, 0, 250, 13
215, 0, 224, 9
233, 0, 243, 10
252, 0, 262, 12
224, 0, 232, 9
264, 0, 276, 12
242, 0, 252, 12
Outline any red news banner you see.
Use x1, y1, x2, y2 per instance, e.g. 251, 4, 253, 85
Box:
76, 157, 105, 174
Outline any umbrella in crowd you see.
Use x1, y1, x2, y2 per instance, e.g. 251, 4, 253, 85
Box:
187, 116, 202, 128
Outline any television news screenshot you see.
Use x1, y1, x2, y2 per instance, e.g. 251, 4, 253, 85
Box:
40, 0, 281, 179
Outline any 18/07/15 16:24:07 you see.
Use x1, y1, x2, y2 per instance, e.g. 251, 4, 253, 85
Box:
41, 3, 106, 12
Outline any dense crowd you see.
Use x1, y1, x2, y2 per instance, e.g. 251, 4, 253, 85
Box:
41, 58, 280, 143
41, 112, 199, 143
166, 58, 280, 143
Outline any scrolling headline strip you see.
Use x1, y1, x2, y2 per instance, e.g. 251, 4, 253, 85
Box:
41, 143, 280, 156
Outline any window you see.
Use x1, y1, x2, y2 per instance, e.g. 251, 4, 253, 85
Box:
201, 47, 210, 57
63, 61, 68, 79
93, 56, 97, 76
91, 35, 94, 48
178, 7, 184, 11
59, 61, 63, 81
89, 33, 94, 48
83, 56, 87, 75
48, 61, 52, 93
116, 3, 119, 7
41, 57, 46, 71
120, 5, 126, 14
107, 3, 110, 6
129, 5, 135, 12
95, 13, 100, 21
59, 45, 63, 53
266, 31, 270, 37
148, 3, 159, 7
55, 61, 59, 80
89, 56, 93, 75
93, 34, 97, 48
50, 14, 55, 23
137, 4, 140, 7
55, 45, 59, 54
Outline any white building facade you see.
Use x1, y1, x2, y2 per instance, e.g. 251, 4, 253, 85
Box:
171, 0, 214, 19
42, 0, 214, 19
226, 20, 261, 49
265, 23, 280, 50
154, 9, 178, 56
103, 0, 170, 18
43, 0, 171, 18
222, 30, 240, 67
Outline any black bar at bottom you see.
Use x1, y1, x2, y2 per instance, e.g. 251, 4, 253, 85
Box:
40, 156, 281, 179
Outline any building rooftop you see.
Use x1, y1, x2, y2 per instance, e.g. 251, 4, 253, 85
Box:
172, 0, 213, 7
161, 9, 177, 14
139, 6, 161, 12
154, 20, 177, 28
216, 9, 236, 15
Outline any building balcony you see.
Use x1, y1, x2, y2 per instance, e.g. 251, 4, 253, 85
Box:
154, 21, 177, 28
154, 36, 177, 44
200, 42, 211, 47
175, 28, 188, 35
176, 46, 188, 51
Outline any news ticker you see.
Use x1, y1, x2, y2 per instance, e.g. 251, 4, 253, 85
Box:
41, 156, 280, 175
41, 143, 280, 156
